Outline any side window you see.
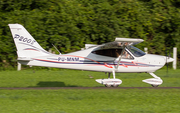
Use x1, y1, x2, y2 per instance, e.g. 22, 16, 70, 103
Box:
92, 48, 122, 58
92, 48, 133, 59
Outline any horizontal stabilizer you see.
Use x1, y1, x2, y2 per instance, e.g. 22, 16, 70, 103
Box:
17, 57, 32, 61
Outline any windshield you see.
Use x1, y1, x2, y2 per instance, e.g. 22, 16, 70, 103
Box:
127, 46, 146, 57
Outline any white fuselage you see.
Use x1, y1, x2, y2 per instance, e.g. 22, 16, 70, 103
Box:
19, 46, 167, 73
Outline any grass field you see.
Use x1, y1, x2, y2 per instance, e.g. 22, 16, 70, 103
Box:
0, 69, 179, 87
0, 69, 180, 113
0, 89, 180, 113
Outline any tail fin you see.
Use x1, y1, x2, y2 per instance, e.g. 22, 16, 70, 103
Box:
8, 24, 52, 60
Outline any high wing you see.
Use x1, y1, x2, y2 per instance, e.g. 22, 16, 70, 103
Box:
100, 38, 144, 49
115, 37, 144, 45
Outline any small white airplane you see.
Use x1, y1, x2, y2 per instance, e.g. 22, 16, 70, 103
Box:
9, 24, 174, 87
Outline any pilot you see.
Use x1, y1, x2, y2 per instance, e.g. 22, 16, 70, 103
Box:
115, 49, 121, 57
122, 51, 129, 59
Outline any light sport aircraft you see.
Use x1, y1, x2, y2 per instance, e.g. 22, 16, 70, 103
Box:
9, 24, 174, 87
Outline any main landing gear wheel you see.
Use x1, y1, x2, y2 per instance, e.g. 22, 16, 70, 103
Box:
105, 84, 119, 87
105, 84, 111, 87
112, 84, 119, 87
151, 85, 159, 87
96, 71, 122, 87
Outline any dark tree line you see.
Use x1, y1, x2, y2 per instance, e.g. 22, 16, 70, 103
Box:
0, 0, 180, 70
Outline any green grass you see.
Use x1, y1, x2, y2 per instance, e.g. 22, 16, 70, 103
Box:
0, 89, 180, 113
0, 69, 179, 87
0, 69, 180, 113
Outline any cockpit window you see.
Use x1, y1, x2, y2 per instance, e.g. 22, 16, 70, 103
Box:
92, 48, 134, 59
92, 48, 122, 58
127, 46, 146, 57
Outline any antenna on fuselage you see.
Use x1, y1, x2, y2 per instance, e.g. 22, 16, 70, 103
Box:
52, 44, 61, 55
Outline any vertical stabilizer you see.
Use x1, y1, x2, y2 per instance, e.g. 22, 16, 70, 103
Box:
8, 24, 52, 59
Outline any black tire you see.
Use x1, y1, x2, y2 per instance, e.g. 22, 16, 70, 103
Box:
112, 84, 119, 87
105, 84, 111, 87
151, 85, 159, 87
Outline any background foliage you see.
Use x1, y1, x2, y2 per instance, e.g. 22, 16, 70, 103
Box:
0, 0, 180, 70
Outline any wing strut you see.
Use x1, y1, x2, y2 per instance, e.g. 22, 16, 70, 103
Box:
116, 44, 127, 69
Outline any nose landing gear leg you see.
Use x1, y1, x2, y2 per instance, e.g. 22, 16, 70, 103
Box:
142, 73, 163, 87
